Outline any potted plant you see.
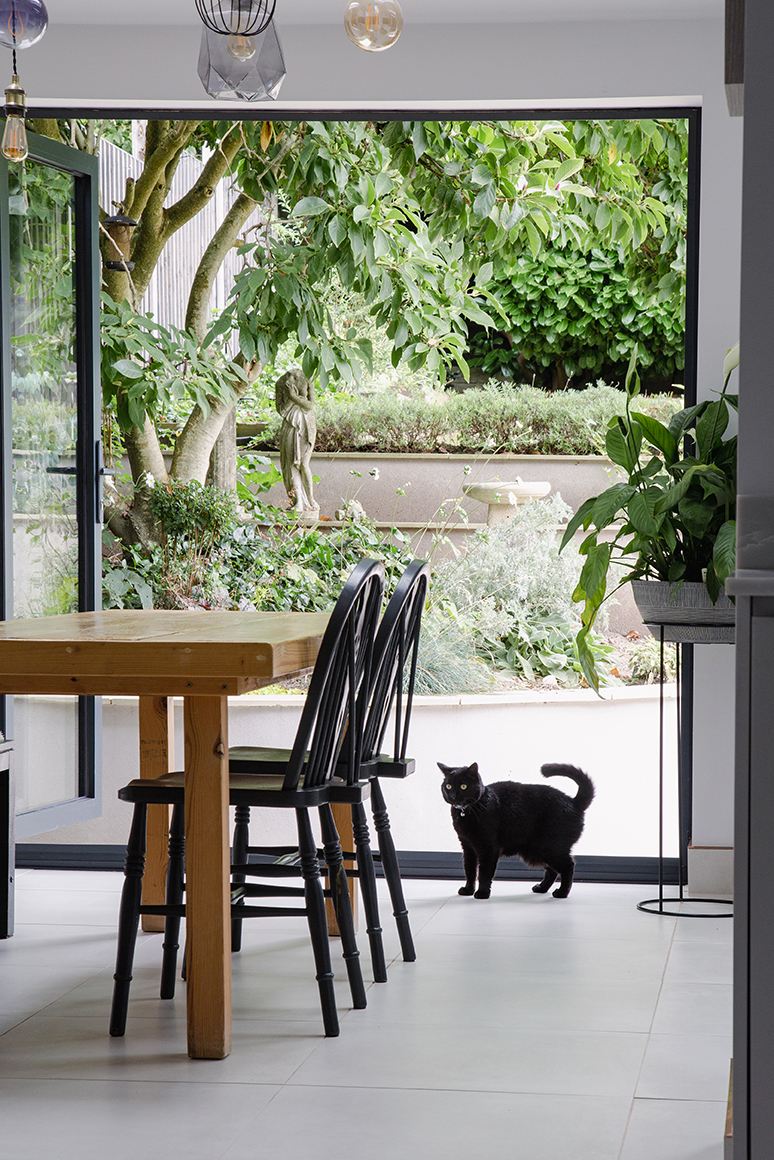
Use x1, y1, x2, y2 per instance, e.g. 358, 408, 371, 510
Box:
560, 347, 737, 689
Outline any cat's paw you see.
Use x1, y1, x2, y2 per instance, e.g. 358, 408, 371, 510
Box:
552, 887, 570, 898
532, 883, 550, 894
458, 885, 475, 896
473, 888, 491, 899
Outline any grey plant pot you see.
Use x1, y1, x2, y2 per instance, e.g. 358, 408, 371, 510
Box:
631, 579, 735, 644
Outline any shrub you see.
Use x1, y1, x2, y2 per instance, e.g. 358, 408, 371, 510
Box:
427, 494, 618, 688
254, 382, 680, 457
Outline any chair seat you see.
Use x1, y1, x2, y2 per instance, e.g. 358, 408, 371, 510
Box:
118, 768, 368, 808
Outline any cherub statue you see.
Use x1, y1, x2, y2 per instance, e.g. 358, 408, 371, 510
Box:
275, 368, 319, 519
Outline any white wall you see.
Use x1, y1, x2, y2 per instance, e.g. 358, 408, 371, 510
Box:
31, 689, 679, 862
18, 13, 740, 849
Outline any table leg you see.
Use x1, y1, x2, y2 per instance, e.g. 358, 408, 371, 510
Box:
326, 802, 359, 937
138, 696, 175, 933
183, 695, 232, 1060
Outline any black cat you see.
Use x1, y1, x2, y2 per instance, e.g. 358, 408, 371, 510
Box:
439, 761, 595, 899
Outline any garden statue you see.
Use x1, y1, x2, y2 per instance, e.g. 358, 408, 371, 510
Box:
275, 368, 319, 520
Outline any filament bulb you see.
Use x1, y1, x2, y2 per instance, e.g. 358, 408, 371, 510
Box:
344, 1, 403, 52
2, 111, 27, 161
2, 73, 27, 162
227, 32, 256, 60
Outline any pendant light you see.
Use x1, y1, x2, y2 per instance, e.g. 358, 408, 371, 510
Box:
0, 0, 49, 163
344, 1, 403, 52
195, 0, 276, 63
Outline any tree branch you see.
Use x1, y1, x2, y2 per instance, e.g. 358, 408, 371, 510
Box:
185, 192, 258, 341
170, 359, 260, 484
162, 124, 243, 237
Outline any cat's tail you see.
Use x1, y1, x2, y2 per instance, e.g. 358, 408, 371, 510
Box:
540, 764, 595, 813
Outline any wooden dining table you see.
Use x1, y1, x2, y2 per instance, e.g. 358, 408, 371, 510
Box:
0, 608, 332, 1060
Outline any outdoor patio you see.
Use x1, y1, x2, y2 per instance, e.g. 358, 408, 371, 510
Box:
0, 870, 730, 1160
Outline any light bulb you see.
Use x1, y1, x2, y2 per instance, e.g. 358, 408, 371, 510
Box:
2, 111, 26, 160
344, 1, 403, 52
227, 32, 256, 61
2, 72, 26, 161
0, 0, 48, 51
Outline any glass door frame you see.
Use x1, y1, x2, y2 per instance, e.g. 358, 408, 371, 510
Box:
0, 130, 102, 836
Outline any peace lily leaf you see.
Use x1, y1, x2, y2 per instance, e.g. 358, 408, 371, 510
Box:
631, 412, 678, 464
713, 519, 736, 585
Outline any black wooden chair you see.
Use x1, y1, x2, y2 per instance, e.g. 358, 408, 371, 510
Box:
230, 559, 430, 981
109, 557, 385, 1040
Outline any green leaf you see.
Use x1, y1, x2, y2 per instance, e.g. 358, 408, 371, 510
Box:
713, 519, 736, 585
591, 483, 636, 529
473, 183, 496, 219
695, 399, 729, 459
628, 489, 661, 536
113, 358, 144, 380
605, 418, 639, 471
631, 412, 678, 464
559, 496, 596, 551
524, 218, 541, 258
291, 197, 330, 217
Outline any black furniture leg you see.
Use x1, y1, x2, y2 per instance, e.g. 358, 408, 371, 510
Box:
320, 803, 367, 1010
351, 800, 387, 982
231, 804, 251, 953
371, 779, 415, 961
297, 809, 339, 1036
110, 802, 147, 1037
160, 803, 184, 1000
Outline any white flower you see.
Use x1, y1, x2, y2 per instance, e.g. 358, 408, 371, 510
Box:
517, 174, 528, 191
144, 472, 155, 489
369, 468, 380, 480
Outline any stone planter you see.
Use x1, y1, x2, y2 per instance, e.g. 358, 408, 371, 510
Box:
631, 579, 735, 644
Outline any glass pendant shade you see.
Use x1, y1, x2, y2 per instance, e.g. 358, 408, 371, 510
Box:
344, 1, 403, 52
195, 0, 275, 37
0, 0, 48, 51
198, 21, 285, 101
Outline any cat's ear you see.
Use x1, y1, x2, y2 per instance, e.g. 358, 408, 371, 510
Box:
437, 762, 450, 774
469, 762, 479, 775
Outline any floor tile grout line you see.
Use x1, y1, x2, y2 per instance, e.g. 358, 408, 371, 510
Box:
617, 907, 681, 1160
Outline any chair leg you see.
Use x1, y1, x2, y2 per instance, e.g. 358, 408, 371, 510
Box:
371, 779, 416, 962
160, 803, 184, 1000
319, 803, 367, 1010
296, 809, 339, 1036
110, 802, 147, 1037
231, 804, 251, 953
350, 801, 387, 983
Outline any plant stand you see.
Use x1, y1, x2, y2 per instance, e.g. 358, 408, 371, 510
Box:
637, 624, 733, 919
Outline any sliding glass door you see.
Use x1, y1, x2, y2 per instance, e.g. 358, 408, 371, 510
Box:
0, 130, 101, 836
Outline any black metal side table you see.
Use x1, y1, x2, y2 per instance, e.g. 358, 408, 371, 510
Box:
637, 622, 734, 919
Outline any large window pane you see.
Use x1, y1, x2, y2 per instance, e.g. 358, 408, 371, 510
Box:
9, 160, 79, 811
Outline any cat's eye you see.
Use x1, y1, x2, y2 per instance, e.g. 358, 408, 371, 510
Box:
460, 784, 467, 790
445, 783, 451, 789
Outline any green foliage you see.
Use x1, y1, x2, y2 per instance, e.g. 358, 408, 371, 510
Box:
145, 479, 239, 607
256, 382, 680, 457
101, 295, 246, 433
204, 118, 681, 396
472, 245, 685, 382
218, 508, 413, 613
427, 494, 618, 688
560, 353, 737, 689
627, 636, 677, 684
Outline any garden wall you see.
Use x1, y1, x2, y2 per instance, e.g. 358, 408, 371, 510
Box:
30, 687, 679, 862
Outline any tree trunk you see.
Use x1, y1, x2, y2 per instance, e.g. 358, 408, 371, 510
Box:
208, 408, 238, 492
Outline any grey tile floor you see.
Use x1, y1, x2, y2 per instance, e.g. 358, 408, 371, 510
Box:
0, 870, 731, 1160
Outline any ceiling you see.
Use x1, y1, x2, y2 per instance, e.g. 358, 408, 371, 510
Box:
50, 0, 723, 26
